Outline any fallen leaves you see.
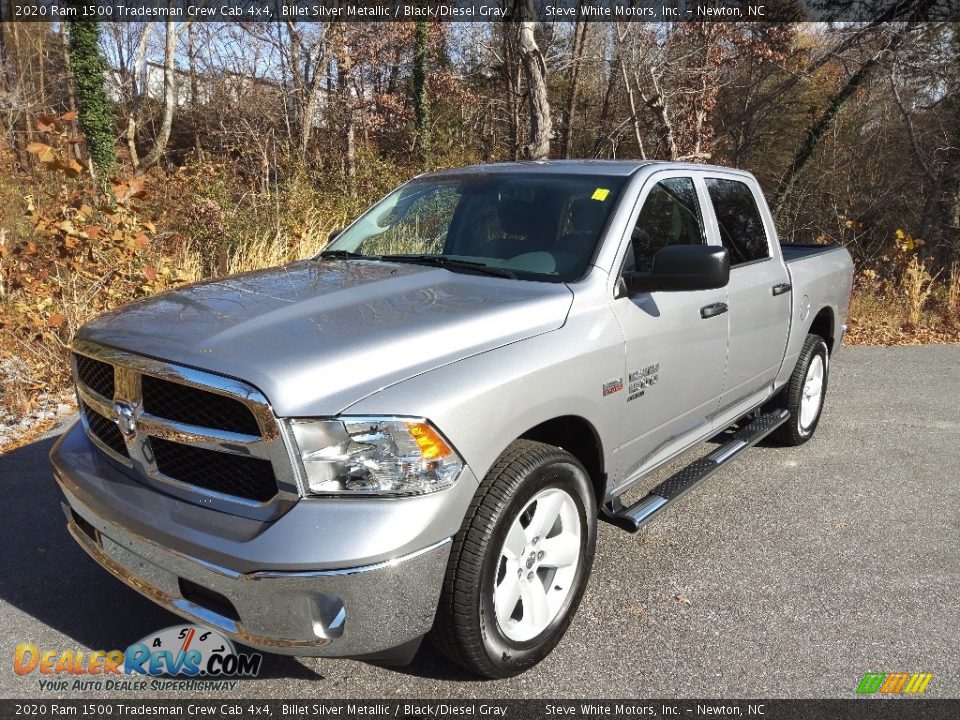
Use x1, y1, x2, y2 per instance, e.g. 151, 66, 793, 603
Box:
846, 282, 960, 347
845, 321, 960, 346
112, 177, 146, 206
0, 415, 67, 455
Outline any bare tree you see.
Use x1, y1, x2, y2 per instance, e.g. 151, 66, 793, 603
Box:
122, 22, 154, 171
138, 11, 189, 172
560, 14, 588, 158
283, 21, 328, 158
888, 25, 960, 260
516, 1, 551, 160
773, 28, 911, 209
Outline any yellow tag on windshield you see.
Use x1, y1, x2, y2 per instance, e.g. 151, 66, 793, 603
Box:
591, 188, 610, 201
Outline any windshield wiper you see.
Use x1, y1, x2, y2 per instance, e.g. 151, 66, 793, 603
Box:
317, 249, 368, 260
378, 255, 517, 279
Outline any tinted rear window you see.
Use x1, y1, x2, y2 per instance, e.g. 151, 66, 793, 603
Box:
705, 178, 769, 265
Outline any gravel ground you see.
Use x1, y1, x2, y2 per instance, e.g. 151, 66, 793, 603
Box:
0, 345, 957, 699
0, 356, 75, 453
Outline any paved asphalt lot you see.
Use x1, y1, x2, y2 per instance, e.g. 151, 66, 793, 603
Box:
1, 345, 957, 699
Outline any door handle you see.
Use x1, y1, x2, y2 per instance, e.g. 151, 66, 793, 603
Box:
700, 302, 728, 319
772, 282, 792, 296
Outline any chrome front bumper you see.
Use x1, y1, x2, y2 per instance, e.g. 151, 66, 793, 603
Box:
51, 423, 468, 658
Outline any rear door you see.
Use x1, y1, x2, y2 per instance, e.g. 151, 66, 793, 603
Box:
610, 173, 729, 488
703, 175, 790, 414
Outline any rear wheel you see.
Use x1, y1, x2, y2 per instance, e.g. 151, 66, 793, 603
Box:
772, 334, 829, 446
431, 440, 596, 678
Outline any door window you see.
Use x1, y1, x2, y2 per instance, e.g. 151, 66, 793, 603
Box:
623, 177, 705, 274
705, 178, 769, 265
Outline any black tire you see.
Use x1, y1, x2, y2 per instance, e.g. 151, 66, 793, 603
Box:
430, 440, 597, 678
772, 334, 830, 446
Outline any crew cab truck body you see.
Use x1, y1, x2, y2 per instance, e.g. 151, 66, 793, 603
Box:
51, 161, 853, 677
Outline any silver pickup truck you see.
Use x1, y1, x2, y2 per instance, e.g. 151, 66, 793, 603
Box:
52, 161, 853, 678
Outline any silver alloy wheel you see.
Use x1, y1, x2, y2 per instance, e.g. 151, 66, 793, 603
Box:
799, 353, 825, 431
493, 487, 582, 642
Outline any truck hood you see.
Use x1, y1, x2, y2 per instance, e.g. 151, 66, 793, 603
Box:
76, 260, 573, 416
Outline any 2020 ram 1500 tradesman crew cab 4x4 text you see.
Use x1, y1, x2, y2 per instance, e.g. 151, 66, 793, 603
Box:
51, 161, 853, 677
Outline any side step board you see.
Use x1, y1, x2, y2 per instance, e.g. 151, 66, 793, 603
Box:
607, 409, 790, 532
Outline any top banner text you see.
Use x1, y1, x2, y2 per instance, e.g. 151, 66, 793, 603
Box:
6, 0, 960, 24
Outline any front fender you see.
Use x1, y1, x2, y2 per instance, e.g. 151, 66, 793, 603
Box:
343, 306, 625, 488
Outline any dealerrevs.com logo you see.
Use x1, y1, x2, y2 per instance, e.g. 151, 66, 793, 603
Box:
14, 625, 262, 692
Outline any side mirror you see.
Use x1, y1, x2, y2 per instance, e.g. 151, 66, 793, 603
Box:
622, 245, 730, 295
328, 228, 343, 242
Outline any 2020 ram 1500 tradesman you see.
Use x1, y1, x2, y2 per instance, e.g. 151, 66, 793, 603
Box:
52, 161, 853, 677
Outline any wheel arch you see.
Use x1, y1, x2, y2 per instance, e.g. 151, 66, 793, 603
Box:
808, 306, 836, 353
518, 415, 606, 508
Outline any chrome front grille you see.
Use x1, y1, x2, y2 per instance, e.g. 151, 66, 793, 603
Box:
76, 354, 114, 399
80, 400, 129, 458
142, 375, 261, 436
71, 340, 299, 517
151, 437, 277, 502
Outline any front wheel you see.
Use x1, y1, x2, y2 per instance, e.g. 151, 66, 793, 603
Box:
772, 334, 830, 446
430, 440, 596, 678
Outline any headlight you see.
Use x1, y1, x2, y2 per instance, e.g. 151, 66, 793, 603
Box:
289, 417, 463, 496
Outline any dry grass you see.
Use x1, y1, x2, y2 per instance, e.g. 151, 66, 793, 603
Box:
900, 255, 940, 328
0, 356, 35, 423
846, 275, 960, 346
169, 239, 205, 286
227, 209, 348, 275
948, 261, 960, 323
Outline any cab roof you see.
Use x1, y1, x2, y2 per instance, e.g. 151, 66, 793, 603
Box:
420, 159, 753, 179
422, 160, 655, 178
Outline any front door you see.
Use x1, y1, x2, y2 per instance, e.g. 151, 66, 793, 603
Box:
610, 174, 729, 490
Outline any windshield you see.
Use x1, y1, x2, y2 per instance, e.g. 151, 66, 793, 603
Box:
323, 173, 626, 281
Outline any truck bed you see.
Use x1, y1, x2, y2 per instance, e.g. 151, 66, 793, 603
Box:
780, 241, 854, 375
780, 243, 841, 263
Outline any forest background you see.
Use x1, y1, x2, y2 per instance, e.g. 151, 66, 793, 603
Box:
0, 9, 957, 435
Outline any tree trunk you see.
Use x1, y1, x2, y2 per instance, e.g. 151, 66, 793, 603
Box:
286, 19, 305, 151
58, 24, 83, 163
188, 22, 198, 104
335, 28, 356, 178
125, 22, 154, 171
68, 14, 115, 177
517, 16, 551, 160
499, 21, 521, 161
561, 15, 588, 159
619, 56, 645, 159
640, 68, 677, 160
300, 70, 324, 158
0, 1, 24, 164
138, 14, 178, 172
413, 18, 430, 158
12, 22, 33, 147
593, 28, 622, 158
